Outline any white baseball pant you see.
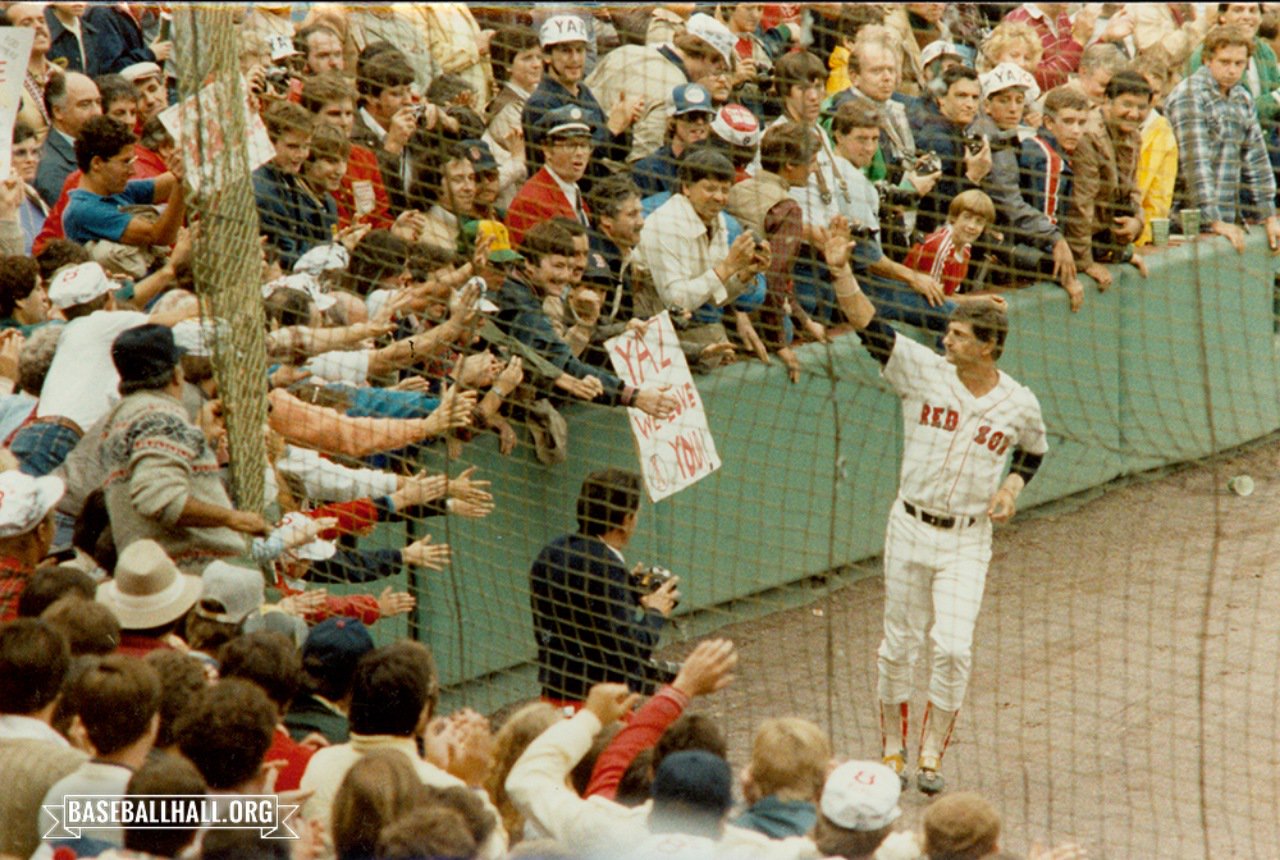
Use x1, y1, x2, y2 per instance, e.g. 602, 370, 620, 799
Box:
876, 499, 993, 713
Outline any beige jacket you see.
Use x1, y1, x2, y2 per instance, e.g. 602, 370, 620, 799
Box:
585, 44, 687, 162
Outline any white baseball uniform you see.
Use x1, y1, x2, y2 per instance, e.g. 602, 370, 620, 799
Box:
874, 329, 1047, 712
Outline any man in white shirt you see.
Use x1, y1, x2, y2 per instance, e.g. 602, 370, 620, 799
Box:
13, 262, 190, 477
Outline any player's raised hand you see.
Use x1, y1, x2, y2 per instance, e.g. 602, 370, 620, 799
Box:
672, 638, 738, 698
585, 683, 641, 725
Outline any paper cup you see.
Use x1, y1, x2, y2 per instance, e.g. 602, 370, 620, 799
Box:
1151, 218, 1170, 246
1227, 475, 1255, 497
1180, 209, 1201, 237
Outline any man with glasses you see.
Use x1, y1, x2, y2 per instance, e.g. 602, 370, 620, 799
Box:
61, 115, 185, 248
506, 105, 594, 247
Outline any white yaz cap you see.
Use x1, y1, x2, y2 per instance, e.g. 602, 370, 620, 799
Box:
0, 472, 64, 538
980, 62, 1040, 103
48, 262, 115, 309
540, 15, 588, 47
820, 760, 903, 831
685, 13, 736, 67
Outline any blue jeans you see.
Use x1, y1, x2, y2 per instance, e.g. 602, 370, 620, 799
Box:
12, 420, 81, 477
859, 273, 956, 335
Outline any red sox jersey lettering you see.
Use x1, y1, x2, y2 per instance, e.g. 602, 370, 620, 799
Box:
885, 334, 1047, 518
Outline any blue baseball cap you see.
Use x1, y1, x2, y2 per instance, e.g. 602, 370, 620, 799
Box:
670, 83, 714, 117
538, 104, 594, 139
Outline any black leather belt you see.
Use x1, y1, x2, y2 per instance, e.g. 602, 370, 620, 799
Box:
903, 500, 975, 529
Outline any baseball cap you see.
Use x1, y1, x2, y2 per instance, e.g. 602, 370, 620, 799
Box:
0, 471, 64, 538
302, 616, 375, 667
980, 62, 1041, 103
651, 750, 734, 816
171, 318, 229, 359
268, 33, 301, 62
263, 272, 337, 312
120, 61, 163, 84
48, 261, 115, 309
293, 243, 350, 277
685, 13, 736, 67
710, 103, 761, 148
581, 251, 613, 287
195, 561, 264, 625
278, 511, 337, 561
920, 40, 968, 70
820, 760, 903, 831
540, 15, 588, 47
464, 219, 523, 263
243, 606, 309, 648
112, 324, 184, 385
670, 83, 715, 117
97, 539, 202, 630
538, 104, 593, 139
461, 139, 498, 173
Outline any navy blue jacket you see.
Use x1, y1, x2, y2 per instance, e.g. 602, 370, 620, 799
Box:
530, 531, 665, 700
84, 5, 156, 74
521, 75, 630, 176
493, 270, 629, 406
631, 145, 679, 200
1018, 130, 1074, 238
913, 112, 983, 235
45, 7, 103, 75
252, 164, 336, 269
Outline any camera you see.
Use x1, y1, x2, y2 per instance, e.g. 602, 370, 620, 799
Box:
263, 66, 292, 93
963, 133, 987, 156
849, 221, 877, 240
632, 564, 676, 597
749, 229, 767, 251
913, 150, 941, 176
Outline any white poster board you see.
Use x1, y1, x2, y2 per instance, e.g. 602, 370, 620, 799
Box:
606, 311, 721, 502
0, 28, 34, 180
157, 78, 274, 194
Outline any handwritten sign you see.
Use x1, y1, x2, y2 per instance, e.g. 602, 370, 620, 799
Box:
157, 78, 275, 194
606, 312, 721, 502
0, 27, 33, 179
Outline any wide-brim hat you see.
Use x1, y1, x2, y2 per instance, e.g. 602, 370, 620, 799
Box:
98, 539, 202, 630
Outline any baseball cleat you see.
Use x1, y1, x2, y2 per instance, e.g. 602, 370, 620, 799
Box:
916, 754, 944, 795
882, 752, 908, 790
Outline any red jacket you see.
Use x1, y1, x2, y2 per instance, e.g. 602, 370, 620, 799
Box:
0, 555, 33, 622
585, 685, 689, 799
1004, 5, 1085, 92
505, 167, 589, 247
266, 726, 314, 792
334, 145, 394, 230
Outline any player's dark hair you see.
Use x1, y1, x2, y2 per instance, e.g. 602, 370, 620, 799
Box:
576, 468, 642, 537
67, 654, 161, 755
74, 115, 137, 173
1105, 70, 1154, 102
588, 174, 640, 219
520, 219, 577, 266
0, 618, 70, 714
950, 302, 1009, 360
175, 679, 276, 789
357, 51, 415, 99
760, 121, 815, 174
677, 148, 735, 191
144, 650, 209, 749
95, 73, 138, 111
348, 644, 435, 737
17, 565, 96, 617
490, 25, 541, 85
125, 755, 207, 857
0, 254, 41, 318
940, 65, 979, 94
218, 631, 302, 712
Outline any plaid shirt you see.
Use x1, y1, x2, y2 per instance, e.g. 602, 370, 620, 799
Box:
1166, 65, 1277, 225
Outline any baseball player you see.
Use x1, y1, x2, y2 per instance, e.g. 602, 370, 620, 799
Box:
828, 230, 1047, 795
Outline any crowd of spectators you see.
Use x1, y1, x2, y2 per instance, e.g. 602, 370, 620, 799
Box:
0, 2, 1276, 859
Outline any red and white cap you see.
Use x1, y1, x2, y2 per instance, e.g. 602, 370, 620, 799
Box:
710, 103, 761, 149
540, 15, 588, 47
48, 261, 115, 309
0, 471, 64, 538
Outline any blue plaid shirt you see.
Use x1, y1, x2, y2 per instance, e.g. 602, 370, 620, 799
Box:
1166, 65, 1277, 225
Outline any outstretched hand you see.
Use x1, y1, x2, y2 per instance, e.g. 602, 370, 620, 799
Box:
672, 638, 738, 698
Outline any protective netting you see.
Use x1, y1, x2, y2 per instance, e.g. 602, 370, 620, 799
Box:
7, 5, 1280, 860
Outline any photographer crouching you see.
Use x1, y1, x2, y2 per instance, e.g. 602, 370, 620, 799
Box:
530, 468, 681, 711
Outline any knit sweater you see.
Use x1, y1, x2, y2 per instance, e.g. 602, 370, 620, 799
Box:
0, 738, 88, 857
100, 390, 246, 571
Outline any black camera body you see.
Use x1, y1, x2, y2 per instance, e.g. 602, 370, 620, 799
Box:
632, 565, 676, 596
963, 133, 987, 156
913, 150, 941, 176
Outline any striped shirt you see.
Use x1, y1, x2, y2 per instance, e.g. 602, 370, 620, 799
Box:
1165, 64, 1276, 225
905, 225, 971, 296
